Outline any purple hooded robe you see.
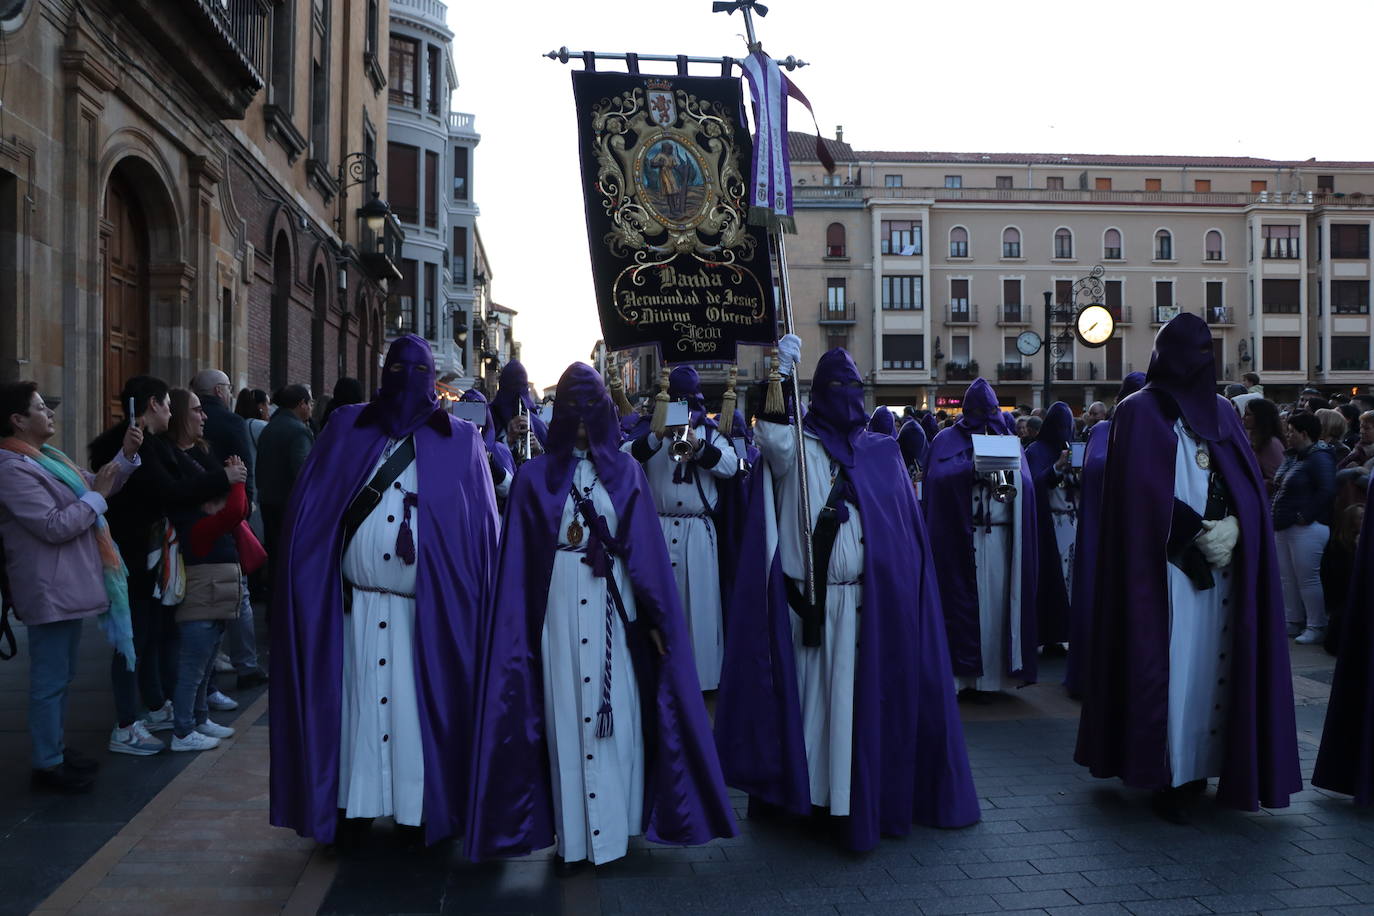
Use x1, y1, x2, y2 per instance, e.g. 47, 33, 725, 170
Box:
1312, 477, 1374, 803
460, 388, 515, 481
1025, 402, 1074, 646
923, 378, 1039, 683
714, 348, 979, 852
490, 359, 549, 449
1074, 315, 1300, 808
868, 406, 896, 438
1064, 372, 1145, 698
269, 335, 499, 845
465, 363, 736, 858
898, 421, 928, 478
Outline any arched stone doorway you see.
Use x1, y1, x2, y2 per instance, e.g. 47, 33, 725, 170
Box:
270, 231, 292, 393
101, 170, 150, 427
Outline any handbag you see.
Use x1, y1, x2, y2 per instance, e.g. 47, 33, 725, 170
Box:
233, 521, 267, 576
152, 520, 186, 606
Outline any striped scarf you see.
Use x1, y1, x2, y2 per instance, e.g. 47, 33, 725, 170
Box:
0, 438, 135, 669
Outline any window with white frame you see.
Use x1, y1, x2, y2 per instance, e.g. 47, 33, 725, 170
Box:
881, 220, 922, 256
944, 175, 962, 189
1002, 226, 1021, 258
1205, 229, 1224, 261
1155, 229, 1173, 261
882, 275, 921, 310
1103, 228, 1122, 260
884, 174, 903, 188
949, 226, 968, 258
1262, 224, 1300, 259
1054, 227, 1073, 259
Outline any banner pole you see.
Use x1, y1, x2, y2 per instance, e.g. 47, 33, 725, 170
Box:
734, 0, 818, 610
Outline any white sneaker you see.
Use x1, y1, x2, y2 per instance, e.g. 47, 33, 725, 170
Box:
207, 690, 239, 712
1295, 627, 1326, 645
108, 721, 165, 756
142, 701, 174, 733
195, 719, 235, 739
214, 652, 234, 674
171, 731, 221, 752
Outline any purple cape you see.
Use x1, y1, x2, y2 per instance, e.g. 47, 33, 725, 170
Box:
1072, 388, 1300, 807
1025, 402, 1074, 645
715, 429, 980, 851
1063, 419, 1110, 697
923, 379, 1039, 682
461, 388, 515, 477
268, 404, 499, 844
1064, 372, 1146, 696
1313, 477, 1374, 802
465, 364, 736, 859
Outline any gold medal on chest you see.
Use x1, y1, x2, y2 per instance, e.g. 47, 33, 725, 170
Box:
566, 519, 584, 547
1195, 448, 1211, 471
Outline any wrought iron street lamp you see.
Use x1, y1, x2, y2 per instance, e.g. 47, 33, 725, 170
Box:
335, 151, 392, 236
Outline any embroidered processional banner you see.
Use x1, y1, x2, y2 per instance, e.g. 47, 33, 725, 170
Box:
572, 71, 777, 363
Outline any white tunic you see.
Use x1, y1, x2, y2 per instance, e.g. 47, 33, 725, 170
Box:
1166, 419, 1233, 786
755, 422, 864, 814
541, 453, 645, 864
338, 446, 425, 825
623, 425, 739, 690
1048, 483, 1077, 596
958, 457, 1027, 693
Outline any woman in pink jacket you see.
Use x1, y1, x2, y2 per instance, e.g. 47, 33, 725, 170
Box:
0, 381, 141, 793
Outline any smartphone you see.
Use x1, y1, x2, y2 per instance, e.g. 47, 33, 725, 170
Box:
665, 400, 691, 428
1070, 442, 1086, 469
127, 397, 136, 427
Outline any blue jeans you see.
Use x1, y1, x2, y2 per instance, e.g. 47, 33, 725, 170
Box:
1277, 522, 1330, 630
111, 597, 179, 727
225, 576, 259, 673
28, 619, 84, 769
173, 620, 225, 738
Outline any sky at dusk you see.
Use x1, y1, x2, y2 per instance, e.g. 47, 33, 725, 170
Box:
447, 0, 1372, 393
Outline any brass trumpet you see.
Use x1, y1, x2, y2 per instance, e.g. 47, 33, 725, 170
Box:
513, 403, 533, 464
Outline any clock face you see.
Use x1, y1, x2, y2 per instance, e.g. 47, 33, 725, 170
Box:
1016, 330, 1042, 357
1075, 304, 1115, 348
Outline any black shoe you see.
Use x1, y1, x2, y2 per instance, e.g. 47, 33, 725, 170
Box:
32, 762, 95, 794
1150, 788, 1190, 825
236, 669, 270, 690
63, 748, 100, 774
394, 824, 426, 848
1180, 778, 1208, 796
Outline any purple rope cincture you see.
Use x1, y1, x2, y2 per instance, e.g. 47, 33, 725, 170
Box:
595, 587, 616, 738
396, 490, 419, 565
568, 480, 627, 739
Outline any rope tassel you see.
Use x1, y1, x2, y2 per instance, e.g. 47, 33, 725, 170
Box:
595, 589, 617, 738
396, 491, 419, 565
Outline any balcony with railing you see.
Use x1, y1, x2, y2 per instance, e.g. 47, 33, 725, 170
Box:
392, 0, 451, 29
945, 303, 978, 325
360, 213, 406, 283
819, 301, 856, 325
997, 362, 1032, 381
997, 304, 1029, 325
944, 361, 979, 382
1207, 306, 1235, 326
1152, 305, 1182, 325
448, 111, 479, 139
122, 0, 268, 119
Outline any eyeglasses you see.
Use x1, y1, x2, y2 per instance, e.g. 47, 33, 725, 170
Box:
192, 406, 207, 416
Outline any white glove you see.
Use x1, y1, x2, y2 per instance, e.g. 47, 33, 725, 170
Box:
777, 334, 802, 377
1195, 515, 1239, 569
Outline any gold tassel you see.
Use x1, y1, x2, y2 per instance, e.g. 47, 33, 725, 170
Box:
764, 350, 785, 418
650, 366, 671, 437
719, 366, 738, 437
608, 361, 635, 417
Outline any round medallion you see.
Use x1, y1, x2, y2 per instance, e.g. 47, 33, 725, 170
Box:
566, 520, 584, 547
1195, 448, 1211, 471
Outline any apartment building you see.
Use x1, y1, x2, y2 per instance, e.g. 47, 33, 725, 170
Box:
786, 132, 1374, 411
387, 0, 481, 385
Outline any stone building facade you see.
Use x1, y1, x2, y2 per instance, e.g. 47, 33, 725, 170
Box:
785, 131, 1374, 411
0, 0, 401, 453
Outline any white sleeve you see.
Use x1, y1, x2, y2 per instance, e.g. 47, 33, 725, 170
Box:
754, 420, 796, 479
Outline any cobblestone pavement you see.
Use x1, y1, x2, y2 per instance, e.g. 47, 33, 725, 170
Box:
7, 616, 1371, 916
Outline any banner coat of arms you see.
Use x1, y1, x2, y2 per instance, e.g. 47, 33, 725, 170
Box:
572, 71, 778, 363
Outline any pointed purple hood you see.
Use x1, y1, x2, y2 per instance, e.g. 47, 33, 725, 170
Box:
956, 378, 1002, 434
898, 420, 928, 469
544, 362, 620, 487
1035, 402, 1074, 454
1118, 371, 1147, 402
460, 388, 497, 452
803, 348, 868, 467
1145, 314, 1221, 440
367, 334, 442, 439
668, 365, 714, 428
869, 406, 897, 438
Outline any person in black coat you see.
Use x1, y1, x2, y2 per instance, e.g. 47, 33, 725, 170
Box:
89, 377, 233, 755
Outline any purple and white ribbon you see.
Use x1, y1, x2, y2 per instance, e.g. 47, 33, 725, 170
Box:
739, 50, 834, 233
